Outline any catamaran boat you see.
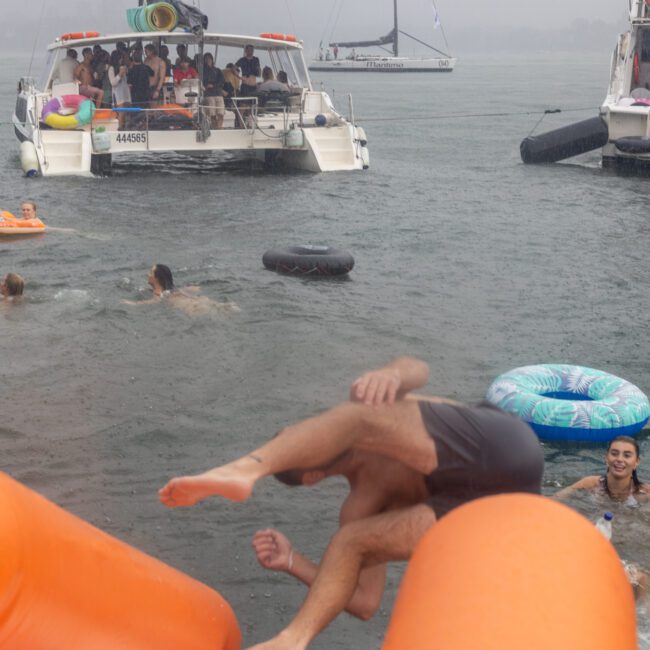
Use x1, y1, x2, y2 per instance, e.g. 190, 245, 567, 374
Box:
12, 9, 369, 177
309, 0, 455, 72
601, 0, 650, 166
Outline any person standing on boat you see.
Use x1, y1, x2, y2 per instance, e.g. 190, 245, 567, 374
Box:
236, 44, 261, 98
52, 49, 78, 85
202, 53, 225, 129
333, 45, 339, 60
128, 50, 154, 108
108, 50, 131, 130
144, 44, 167, 102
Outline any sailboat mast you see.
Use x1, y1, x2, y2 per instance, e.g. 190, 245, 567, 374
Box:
393, 0, 399, 56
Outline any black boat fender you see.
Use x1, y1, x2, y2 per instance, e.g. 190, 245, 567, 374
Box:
613, 136, 650, 154
262, 245, 355, 276
520, 116, 609, 164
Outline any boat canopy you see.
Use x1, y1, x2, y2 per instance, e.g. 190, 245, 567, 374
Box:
48, 32, 303, 51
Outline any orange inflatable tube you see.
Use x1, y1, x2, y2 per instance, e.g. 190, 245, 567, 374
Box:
0, 212, 46, 234
151, 103, 194, 119
383, 494, 636, 650
94, 108, 118, 121
0, 472, 241, 650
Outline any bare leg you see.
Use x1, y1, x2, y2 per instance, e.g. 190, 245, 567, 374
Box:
159, 399, 437, 507
247, 504, 437, 650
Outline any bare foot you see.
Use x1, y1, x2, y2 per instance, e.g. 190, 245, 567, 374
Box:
159, 467, 255, 507
246, 631, 306, 650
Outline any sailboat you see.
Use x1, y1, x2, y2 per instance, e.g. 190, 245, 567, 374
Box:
309, 0, 456, 72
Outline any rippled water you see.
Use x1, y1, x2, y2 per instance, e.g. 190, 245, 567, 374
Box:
2, 50, 650, 647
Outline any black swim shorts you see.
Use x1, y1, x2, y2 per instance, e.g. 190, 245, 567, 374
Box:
419, 400, 544, 519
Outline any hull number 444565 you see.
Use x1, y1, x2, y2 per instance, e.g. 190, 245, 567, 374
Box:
115, 132, 148, 145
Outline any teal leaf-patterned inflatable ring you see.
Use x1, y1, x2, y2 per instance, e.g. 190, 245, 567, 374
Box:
486, 364, 650, 442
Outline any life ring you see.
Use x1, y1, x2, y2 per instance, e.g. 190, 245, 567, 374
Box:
633, 51, 640, 86
0, 212, 46, 235
486, 364, 650, 442
60, 31, 100, 40
41, 94, 95, 130
262, 245, 354, 276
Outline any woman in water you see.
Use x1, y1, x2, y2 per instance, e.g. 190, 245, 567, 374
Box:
555, 435, 650, 503
19, 200, 38, 220
1, 273, 25, 301
123, 264, 239, 316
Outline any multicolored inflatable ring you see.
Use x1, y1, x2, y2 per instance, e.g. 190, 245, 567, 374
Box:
41, 94, 95, 130
486, 364, 650, 442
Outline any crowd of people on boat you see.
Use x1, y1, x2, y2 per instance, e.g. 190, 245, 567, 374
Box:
51, 42, 294, 130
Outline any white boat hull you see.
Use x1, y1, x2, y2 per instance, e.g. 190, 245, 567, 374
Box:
599, 0, 650, 167
310, 57, 455, 72
12, 31, 370, 177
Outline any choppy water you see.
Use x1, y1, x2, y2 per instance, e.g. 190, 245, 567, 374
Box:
2, 50, 650, 647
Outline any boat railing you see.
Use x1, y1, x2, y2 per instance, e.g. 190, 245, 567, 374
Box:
89, 99, 302, 144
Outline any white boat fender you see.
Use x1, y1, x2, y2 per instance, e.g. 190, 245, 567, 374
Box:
19, 141, 39, 177
356, 126, 367, 146
360, 146, 370, 170
92, 127, 111, 153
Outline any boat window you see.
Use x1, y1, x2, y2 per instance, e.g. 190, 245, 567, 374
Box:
275, 49, 310, 89
39, 50, 57, 89
642, 29, 650, 62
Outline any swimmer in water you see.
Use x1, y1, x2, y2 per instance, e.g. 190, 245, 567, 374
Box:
122, 264, 239, 316
555, 435, 650, 503
1, 273, 24, 301
19, 200, 37, 220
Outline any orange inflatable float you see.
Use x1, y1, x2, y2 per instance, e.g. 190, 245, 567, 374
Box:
0, 211, 46, 235
383, 494, 636, 650
0, 472, 241, 650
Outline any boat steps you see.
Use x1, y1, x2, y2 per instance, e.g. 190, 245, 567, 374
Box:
40, 130, 91, 176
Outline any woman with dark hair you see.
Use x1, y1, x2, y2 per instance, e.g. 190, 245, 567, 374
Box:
108, 50, 131, 129
122, 264, 239, 316
556, 435, 650, 503
149, 263, 174, 294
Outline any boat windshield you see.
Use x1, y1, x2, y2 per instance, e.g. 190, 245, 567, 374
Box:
272, 49, 310, 89
39, 50, 57, 89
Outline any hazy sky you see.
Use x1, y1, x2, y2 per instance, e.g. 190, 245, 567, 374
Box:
4, 0, 630, 54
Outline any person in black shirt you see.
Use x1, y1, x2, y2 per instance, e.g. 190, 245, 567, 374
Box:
235, 44, 261, 97
127, 49, 154, 109
202, 52, 225, 129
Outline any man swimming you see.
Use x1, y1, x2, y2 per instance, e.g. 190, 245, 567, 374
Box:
160, 356, 544, 649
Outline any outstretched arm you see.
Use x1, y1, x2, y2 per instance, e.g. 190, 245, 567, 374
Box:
350, 356, 430, 407
554, 475, 599, 500
252, 528, 385, 620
